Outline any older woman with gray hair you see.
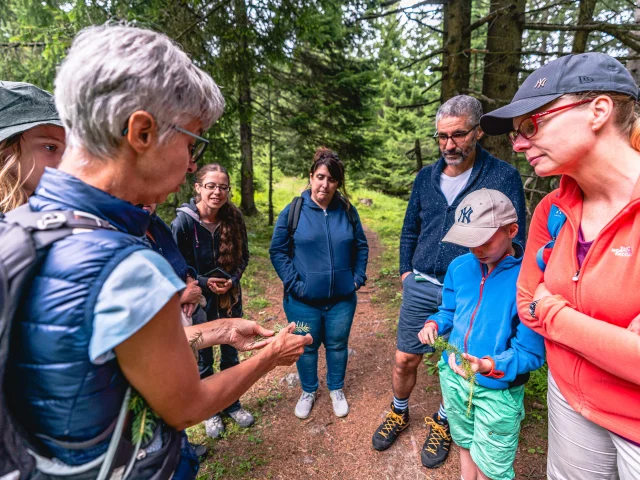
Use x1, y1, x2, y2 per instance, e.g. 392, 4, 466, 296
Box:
5, 24, 310, 480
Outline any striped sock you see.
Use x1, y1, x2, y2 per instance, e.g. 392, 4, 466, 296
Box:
393, 396, 409, 412
437, 403, 447, 421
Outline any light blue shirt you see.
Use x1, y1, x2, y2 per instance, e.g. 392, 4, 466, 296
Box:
90, 249, 185, 364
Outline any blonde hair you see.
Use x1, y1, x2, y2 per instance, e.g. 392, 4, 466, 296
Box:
573, 92, 640, 151
0, 135, 29, 213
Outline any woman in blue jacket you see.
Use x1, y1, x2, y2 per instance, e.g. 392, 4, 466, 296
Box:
270, 147, 369, 419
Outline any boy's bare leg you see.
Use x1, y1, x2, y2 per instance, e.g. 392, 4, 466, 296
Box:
392, 350, 423, 399
459, 448, 478, 480
476, 467, 491, 480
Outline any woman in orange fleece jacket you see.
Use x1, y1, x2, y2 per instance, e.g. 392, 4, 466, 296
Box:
480, 53, 640, 480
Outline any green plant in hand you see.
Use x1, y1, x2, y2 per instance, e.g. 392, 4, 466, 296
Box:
249, 321, 311, 347
433, 336, 477, 417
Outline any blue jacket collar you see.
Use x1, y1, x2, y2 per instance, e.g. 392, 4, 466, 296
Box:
31, 168, 150, 236
477, 241, 524, 276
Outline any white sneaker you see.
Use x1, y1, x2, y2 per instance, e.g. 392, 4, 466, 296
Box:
204, 414, 225, 439
330, 389, 349, 417
294, 392, 316, 419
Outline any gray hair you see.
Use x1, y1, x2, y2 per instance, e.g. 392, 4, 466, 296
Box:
435, 95, 483, 127
55, 25, 225, 160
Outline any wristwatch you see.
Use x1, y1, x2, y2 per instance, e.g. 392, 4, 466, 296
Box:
529, 299, 540, 319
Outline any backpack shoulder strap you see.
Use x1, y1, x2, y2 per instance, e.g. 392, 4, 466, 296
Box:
4, 206, 116, 248
536, 204, 567, 271
338, 195, 358, 230
287, 197, 303, 235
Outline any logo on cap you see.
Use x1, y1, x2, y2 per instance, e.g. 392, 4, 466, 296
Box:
458, 206, 473, 224
534, 78, 547, 89
579, 76, 594, 84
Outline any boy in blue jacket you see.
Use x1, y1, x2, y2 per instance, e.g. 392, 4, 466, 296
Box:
418, 189, 544, 480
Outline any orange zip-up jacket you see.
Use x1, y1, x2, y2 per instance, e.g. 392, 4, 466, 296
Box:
517, 175, 640, 444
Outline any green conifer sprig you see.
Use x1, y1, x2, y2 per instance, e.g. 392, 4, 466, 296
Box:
249, 322, 311, 347
433, 336, 477, 417
127, 332, 204, 445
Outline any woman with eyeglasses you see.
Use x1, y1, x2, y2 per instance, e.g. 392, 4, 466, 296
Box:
481, 52, 640, 479
172, 163, 253, 439
4, 25, 310, 479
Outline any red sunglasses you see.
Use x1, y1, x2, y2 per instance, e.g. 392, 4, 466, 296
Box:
509, 99, 593, 144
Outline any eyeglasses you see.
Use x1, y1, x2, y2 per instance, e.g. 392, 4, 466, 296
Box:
198, 182, 230, 193
509, 99, 593, 144
433, 124, 479, 146
121, 123, 210, 164
174, 126, 209, 164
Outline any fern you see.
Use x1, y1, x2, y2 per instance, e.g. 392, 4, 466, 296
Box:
249, 322, 311, 347
433, 336, 477, 417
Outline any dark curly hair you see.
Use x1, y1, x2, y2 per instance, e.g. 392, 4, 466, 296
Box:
309, 147, 350, 206
195, 164, 245, 276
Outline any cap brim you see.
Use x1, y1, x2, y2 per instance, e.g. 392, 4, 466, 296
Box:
442, 225, 498, 248
0, 119, 63, 144
480, 94, 563, 136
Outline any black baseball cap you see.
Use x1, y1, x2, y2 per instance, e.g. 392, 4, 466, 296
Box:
480, 53, 639, 136
0, 81, 62, 144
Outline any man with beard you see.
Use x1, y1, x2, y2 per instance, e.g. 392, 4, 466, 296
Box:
371, 95, 526, 469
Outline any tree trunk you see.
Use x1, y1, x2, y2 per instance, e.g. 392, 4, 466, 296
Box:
572, 0, 597, 53
415, 138, 423, 171
480, 0, 525, 164
627, 0, 640, 83
236, 0, 257, 215
440, 0, 472, 103
267, 84, 274, 226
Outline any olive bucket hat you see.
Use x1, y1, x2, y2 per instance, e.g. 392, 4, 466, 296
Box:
0, 81, 62, 144
480, 53, 639, 136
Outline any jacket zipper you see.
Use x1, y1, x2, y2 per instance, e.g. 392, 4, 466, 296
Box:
464, 265, 487, 353
463, 254, 511, 353
324, 209, 334, 298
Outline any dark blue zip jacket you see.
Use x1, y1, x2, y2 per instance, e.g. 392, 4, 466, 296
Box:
400, 145, 526, 283
270, 190, 369, 305
8, 168, 149, 465
427, 243, 545, 389
148, 213, 195, 281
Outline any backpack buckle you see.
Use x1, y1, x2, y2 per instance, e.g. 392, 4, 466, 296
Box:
37, 212, 67, 230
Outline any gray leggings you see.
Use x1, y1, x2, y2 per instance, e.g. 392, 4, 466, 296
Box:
547, 373, 640, 480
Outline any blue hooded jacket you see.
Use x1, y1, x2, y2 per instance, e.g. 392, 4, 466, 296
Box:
427, 243, 545, 389
270, 190, 369, 305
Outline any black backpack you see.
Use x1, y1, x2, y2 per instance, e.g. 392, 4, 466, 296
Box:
0, 205, 115, 478
287, 194, 357, 235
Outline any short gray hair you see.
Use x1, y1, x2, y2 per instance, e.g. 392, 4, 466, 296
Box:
435, 95, 483, 127
55, 25, 225, 160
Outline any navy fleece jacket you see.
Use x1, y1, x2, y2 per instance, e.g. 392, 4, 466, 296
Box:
400, 144, 526, 283
270, 190, 369, 305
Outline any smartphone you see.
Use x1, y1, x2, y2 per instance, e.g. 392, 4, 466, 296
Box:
203, 267, 232, 280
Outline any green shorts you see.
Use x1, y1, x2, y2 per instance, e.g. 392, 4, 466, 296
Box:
438, 358, 525, 480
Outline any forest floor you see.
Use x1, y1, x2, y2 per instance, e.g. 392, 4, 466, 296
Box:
187, 221, 549, 480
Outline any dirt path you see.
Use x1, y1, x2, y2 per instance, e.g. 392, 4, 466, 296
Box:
194, 228, 547, 479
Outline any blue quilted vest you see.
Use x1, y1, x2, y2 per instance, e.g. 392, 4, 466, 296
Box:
7, 168, 149, 465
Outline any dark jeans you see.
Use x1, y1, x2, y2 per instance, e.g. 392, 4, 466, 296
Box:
194, 309, 241, 414
283, 293, 357, 393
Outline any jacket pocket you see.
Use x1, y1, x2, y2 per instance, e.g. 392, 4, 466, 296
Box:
333, 268, 357, 298
296, 272, 332, 301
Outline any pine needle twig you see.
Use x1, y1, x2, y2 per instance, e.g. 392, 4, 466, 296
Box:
433, 336, 477, 417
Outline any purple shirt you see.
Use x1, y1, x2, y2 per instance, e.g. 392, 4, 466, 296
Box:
577, 227, 594, 267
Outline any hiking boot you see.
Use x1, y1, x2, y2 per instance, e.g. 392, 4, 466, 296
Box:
228, 408, 255, 428
421, 413, 452, 468
204, 414, 225, 439
294, 391, 316, 419
329, 389, 349, 417
372, 404, 409, 451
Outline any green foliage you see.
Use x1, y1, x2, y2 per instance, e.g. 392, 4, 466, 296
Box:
129, 390, 159, 446
525, 362, 549, 404
433, 336, 477, 417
